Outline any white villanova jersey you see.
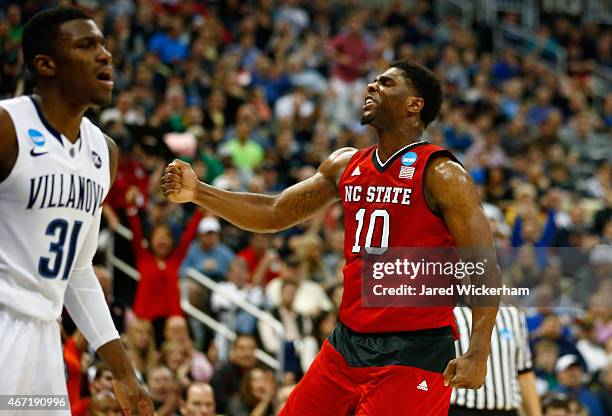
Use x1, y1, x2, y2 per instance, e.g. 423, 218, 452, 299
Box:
0, 96, 110, 321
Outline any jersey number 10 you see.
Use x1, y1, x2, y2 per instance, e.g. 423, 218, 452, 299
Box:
351, 208, 389, 254
39, 219, 83, 280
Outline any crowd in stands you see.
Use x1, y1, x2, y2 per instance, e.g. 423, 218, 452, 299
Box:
1, 0, 610, 415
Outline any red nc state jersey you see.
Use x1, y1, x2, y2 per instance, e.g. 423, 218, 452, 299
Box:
338, 141, 459, 335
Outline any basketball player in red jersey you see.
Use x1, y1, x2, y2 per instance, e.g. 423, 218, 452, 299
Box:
161, 61, 500, 415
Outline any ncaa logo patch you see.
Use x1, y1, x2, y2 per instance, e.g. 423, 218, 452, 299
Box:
401, 152, 417, 166
92, 150, 102, 169
28, 128, 45, 147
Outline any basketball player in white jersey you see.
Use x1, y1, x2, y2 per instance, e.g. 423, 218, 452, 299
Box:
0, 8, 152, 415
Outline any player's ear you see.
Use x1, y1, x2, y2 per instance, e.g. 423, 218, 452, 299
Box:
405, 96, 424, 115
33, 55, 56, 78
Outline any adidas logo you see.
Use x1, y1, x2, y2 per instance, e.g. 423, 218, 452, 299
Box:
417, 380, 428, 391
351, 166, 361, 176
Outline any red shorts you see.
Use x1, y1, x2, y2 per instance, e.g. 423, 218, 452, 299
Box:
279, 339, 452, 416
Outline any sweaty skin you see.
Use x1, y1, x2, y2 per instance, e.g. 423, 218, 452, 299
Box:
162, 147, 356, 233
162, 65, 499, 390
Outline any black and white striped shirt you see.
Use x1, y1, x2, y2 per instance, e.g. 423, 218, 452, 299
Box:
451, 305, 533, 411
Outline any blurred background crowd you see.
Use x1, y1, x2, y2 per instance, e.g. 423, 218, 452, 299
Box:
1, 0, 611, 415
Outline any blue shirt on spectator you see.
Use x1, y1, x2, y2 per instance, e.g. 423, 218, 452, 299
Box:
148, 33, 188, 64
180, 242, 235, 282
444, 126, 473, 152
552, 385, 605, 416
251, 72, 292, 105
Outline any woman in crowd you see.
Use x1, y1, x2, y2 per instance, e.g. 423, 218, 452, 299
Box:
123, 318, 158, 377
226, 367, 276, 416
125, 186, 203, 342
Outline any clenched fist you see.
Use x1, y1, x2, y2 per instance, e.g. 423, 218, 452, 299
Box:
161, 159, 199, 203
443, 352, 488, 389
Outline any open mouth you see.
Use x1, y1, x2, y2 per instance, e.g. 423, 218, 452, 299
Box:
362, 96, 377, 110
96, 69, 114, 87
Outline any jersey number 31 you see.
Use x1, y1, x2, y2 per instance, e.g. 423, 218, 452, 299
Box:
39, 219, 83, 280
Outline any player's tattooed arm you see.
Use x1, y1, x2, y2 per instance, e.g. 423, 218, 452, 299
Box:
103, 134, 118, 186
0, 107, 18, 183
425, 155, 500, 389
161, 147, 356, 233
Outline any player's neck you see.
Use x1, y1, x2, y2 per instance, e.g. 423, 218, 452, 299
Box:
376, 126, 424, 163
32, 91, 88, 143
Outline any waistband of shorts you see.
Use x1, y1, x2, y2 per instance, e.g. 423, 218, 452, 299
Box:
340, 320, 453, 338
0, 303, 54, 325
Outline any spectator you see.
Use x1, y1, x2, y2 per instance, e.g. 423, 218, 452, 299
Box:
326, 12, 371, 126
259, 279, 312, 378
575, 316, 608, 374
148, 366, 180, 416
91, 364, 115, 395
211, 334, 258, 414
265, 257, 333, 317
274, 86, 315, 127
63, 330, 90, 416
160, 339, 192, 379
180, 382, 216, 416
100, 90, 145, 126
227, 367, 276, 416
211, 258, 265, 361
299, 310, 338, 372
148, 15, 189, 65
237, 233, 281, 285
294, 234, 332, 288
464, 129, 509, 174
527, 86, 555, 127
126, 191, 202, 334
88, 391, 122, 416
552, 354, 605, 416
123, 318, 158, 378
598, 362, 612, 416
181, 216, 235, 282
531, 315, 586, 370
219, 121, 265, 170
250, 55, 291, 106
541, 394, 571, 416
163, 316, 214, 383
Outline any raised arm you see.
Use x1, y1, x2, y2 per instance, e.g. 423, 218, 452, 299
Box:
161, 148, 356, 233
425, 155, 500, 389
174, 209, 204, 259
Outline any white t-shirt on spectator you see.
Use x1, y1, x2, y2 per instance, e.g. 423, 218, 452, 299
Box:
274, 94, 314, 120
265, 279, 332, 317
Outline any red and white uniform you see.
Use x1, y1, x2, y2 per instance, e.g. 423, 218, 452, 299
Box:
338, 141, 458, 334
280, 142, 460, 416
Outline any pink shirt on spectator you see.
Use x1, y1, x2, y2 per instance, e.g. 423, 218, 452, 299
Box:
328, 33, 370, 83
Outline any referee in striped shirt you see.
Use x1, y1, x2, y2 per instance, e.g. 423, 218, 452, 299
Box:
450, 304, 541, 416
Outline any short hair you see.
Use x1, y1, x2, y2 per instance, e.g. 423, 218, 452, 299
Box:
181, 382, 213, 402
233, 333, 256, 346
390, 60, 442, 127
22, 7, 91, 74
94, 363, 112, 380
281, 279, 298, 291
541, 393, 570, 412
